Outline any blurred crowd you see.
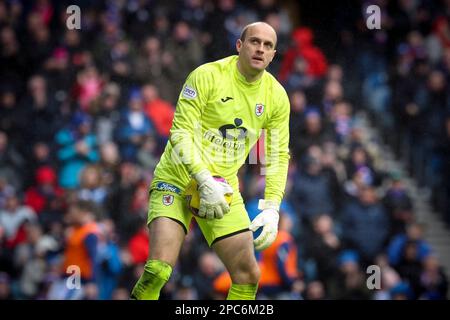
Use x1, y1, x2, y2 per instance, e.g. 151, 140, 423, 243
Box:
0, 0, 449, 300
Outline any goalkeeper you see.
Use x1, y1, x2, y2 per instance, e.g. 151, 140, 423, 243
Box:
131, 22, 290, 300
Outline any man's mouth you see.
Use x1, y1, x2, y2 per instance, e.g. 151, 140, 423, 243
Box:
252, 56, 264, 62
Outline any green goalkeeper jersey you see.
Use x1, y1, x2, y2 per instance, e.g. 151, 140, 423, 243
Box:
151, 55, 290, 204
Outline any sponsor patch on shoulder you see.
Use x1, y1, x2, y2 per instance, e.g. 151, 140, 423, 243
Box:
182, 85, 197, 99
155, 182, 182, 195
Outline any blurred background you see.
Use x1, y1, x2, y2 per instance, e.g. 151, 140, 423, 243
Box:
0, 0, 449, 300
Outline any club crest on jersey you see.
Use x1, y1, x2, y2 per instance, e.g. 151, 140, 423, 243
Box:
162, 194, 174, 206
255, 103, 264, 117
182, 85, 197, 99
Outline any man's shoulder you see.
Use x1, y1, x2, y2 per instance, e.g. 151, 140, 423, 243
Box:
263, 71, 288, 95
262, 72, 289, 111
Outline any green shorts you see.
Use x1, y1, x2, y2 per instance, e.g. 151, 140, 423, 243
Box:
147, 182, 250, 246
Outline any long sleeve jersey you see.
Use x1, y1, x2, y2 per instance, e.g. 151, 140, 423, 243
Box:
151, 55, 290, 204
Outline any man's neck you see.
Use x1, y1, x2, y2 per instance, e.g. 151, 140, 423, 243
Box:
237, 60, 263, 83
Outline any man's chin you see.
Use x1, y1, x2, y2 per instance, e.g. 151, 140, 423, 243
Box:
249, 61, 266, 72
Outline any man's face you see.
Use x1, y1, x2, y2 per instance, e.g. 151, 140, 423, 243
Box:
237, 24, 276, 74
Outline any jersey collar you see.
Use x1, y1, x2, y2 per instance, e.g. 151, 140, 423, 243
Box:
233, 56, 264, 88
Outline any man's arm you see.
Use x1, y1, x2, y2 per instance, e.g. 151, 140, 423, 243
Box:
250, 87, 290, 251
169, 65, 232, 219
169, 66, 211, 175
264, 87, 291, 206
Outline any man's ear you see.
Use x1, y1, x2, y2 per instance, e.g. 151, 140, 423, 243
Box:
270, 50, 276, 62
236, 39, 242, 53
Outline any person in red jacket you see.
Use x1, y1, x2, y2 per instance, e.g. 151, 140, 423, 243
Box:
141, 84, 175, 140
24, 166, 64, 215
128, 222, 150, 265
279, 27, 328, 88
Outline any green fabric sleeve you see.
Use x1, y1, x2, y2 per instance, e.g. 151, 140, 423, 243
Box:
169, 66, 212, 176
264, 86, 291, 205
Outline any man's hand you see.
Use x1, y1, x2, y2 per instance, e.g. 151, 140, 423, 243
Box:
193, 169, 233, 220
249, 200, 280, 251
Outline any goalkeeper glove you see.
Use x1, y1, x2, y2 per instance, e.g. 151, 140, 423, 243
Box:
249, 199, 280, 251
193, 169, 233, 220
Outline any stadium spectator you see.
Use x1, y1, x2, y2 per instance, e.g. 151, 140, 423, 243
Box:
258, 213, 301, 299
0, 177, 14, 210
387, 222, 432, 267
418, 255, 448, 300
23, 142, 56, 190
0, 272, 13, 300
14, 223, 57, 299
383, 172, 414, 237
55, 112, 99, 189
290, 154, 334, 226
141, 84, 175, 141
77, 165, 108, 207
304, 214, 341, 287
24, 166, 65, 228
127, 221, 149, 266
327, 250, 372, 300
133, 36, 177, 103
0, 192, 36, 250
21, 75, 59, 148
279, 27, 328, 86
0, 131, 25, 191
341, 185, 390, 264
93, 82, 121, 145
394, 240, 424, 299
165, 21, 204, 98
62, 200, 100, 286
194, 251, 226, 300
97, 219, 123, 300
116, 90, 154, 162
